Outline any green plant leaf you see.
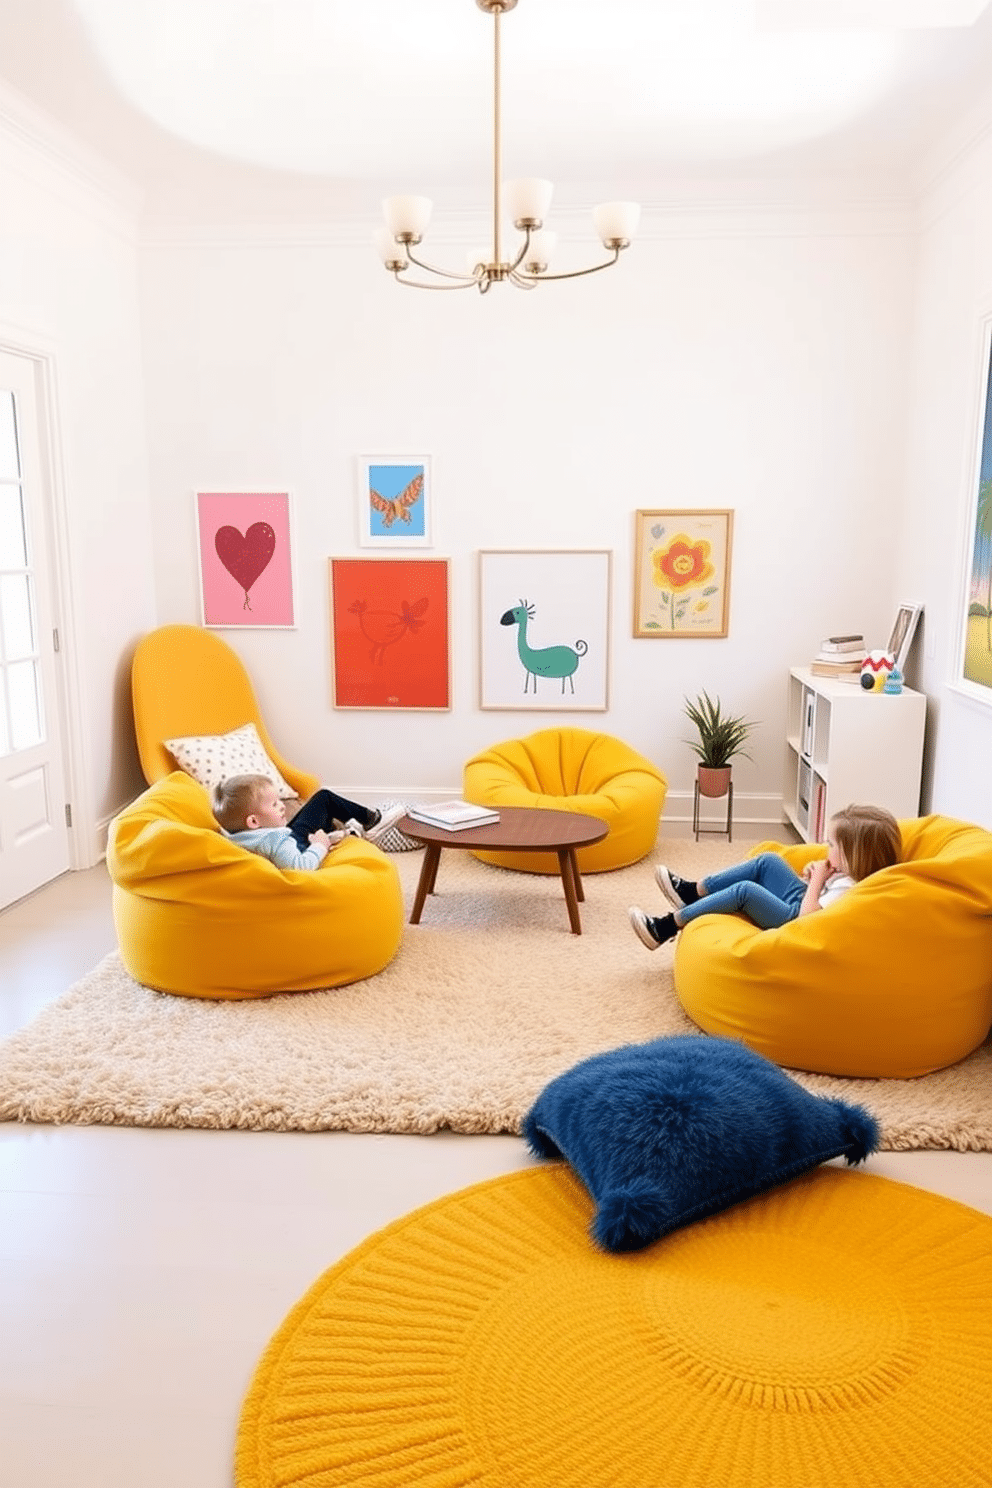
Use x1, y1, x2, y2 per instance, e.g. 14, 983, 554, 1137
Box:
683, 690, 758, 767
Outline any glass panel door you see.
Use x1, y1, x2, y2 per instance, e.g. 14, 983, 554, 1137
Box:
0, 391, 45, 758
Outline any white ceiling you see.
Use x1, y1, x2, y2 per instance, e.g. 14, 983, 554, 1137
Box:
2, 0, 992, 220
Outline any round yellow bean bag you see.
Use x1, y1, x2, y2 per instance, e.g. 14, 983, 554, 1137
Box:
107, 772, 404, 1000
463, 727, 667, 874
674, 814, 992, 1078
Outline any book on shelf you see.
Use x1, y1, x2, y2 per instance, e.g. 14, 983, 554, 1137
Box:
810, 659, 863, 680
812, 778, 826, 842
819, 634, 864, 654
406, 800, 500, 831
812, 651, 864, 668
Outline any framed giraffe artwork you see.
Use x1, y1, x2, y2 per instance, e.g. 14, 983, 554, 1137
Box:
329, 557, 450, 709
478, 550, 611, 711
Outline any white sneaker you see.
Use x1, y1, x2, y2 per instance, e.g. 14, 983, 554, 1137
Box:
654, 863, 695, 910
342, 819, 366, 838
628, 907, 662, 951
365, 802, 408, 844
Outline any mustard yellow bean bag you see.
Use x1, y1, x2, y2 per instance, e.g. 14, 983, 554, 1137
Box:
674, 815, 992, 1078
463, 728, 667, 874
107, 772, 404, 1000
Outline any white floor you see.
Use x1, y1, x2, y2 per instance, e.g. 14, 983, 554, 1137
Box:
1, 864, 991, 1488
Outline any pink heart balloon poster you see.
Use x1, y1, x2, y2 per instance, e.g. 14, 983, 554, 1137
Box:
196, 491, 295, 627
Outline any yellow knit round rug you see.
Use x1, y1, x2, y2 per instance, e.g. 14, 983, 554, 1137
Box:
236, 1165, 992, 1488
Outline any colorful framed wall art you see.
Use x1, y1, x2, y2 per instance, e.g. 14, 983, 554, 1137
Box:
633, 509, 733, 638
329, 557, 450, 710
478, 549, 611, 711
196, 490, 295, 628
357, 456, 432, 547
958, 318, 992, 700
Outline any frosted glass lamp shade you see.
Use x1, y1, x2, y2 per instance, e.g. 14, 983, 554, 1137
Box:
382, 195, 433, 241
524, 230, 557, 273
593, 201, 640, 246
374, 228, 407, 267
504, 177, 554, 227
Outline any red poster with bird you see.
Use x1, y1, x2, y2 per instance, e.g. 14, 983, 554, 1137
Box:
329, 558, 450, 709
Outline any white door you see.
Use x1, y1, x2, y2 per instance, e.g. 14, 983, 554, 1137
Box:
0, 350, 70, 908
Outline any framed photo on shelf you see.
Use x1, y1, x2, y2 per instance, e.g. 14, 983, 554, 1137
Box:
195, 490, 295, 628
957, 314, 992, 701
356, 456, 432, 548
886, 603, 923, 672
478, 549, 611, 711
633, 509, 733, 638
329, 556, 450, 710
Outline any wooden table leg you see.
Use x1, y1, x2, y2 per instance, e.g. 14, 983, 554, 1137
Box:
557, 848, 583, 935
409, 843, 442, 925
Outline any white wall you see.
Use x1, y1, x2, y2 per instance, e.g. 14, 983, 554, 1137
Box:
0, 94, 157, 861
139, 203, 917, 826
893, 133, 992, 829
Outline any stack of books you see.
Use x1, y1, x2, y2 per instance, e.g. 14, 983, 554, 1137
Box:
406, 800, 500, 831
810, 634, 865, 679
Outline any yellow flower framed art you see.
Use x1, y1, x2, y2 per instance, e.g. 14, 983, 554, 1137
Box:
633, 510, 734, 638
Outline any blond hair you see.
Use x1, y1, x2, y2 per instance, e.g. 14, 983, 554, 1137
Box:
211, 773, 274, 832
830, 804, 901, 882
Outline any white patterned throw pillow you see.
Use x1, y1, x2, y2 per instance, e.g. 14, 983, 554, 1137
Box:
163, 722, 296, 799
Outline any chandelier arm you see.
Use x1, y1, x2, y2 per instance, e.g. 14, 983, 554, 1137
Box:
403, 245, 480, 283
393, 269, 483, 292
506, 226, 535, 274
507, 269, 540, 290
516, 247, 623, 284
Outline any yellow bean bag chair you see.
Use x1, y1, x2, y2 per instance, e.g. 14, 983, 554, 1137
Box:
463, 728, 667, 874
131, 623, 319, 801
674, 814, 992, 1078
107, 772, 404, 1000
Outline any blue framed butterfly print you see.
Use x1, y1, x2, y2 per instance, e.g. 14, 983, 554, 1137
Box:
357, 455, 432, 548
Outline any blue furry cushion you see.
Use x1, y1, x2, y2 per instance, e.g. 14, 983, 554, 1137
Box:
521, 1035, 879, 1254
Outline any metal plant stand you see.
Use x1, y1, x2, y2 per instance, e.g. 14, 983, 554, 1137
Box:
693, 779, 734, 842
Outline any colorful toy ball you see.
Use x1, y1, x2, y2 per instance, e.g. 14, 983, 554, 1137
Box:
861, 650, 895, 692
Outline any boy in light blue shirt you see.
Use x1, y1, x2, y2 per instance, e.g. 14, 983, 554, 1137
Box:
212, 774, 405, 871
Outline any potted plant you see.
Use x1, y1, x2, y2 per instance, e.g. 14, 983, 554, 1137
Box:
684, 691, 758, 798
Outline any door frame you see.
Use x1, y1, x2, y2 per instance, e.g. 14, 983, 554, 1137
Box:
0, 326, 88, 872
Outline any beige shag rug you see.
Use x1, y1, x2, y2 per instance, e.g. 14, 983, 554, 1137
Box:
1, 837, 989, 1148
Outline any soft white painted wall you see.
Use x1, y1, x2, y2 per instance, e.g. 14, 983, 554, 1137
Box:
893, 136, 992, 829
0, 99, 157, 861
139, 206, 917, 825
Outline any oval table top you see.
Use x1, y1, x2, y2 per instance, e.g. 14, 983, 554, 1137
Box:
397, 804, 609, 853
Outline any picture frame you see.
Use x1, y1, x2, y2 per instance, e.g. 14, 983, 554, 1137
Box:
195, 491, 295, 628
886, 603, 923, 673
478, 549, 611, 711
957, 314, 992, 701
329, 556, 450, 710
356, 455, 432, 548
633, 509, 733, 638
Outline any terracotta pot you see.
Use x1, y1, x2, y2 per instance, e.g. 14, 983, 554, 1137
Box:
697, 765, 732, 799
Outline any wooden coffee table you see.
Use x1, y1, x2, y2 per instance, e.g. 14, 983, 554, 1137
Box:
398, 805, 609, 935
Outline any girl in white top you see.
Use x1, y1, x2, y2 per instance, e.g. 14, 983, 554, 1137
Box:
630, 804, 901, 951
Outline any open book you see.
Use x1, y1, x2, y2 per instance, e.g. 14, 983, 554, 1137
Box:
406, 800, 500, 831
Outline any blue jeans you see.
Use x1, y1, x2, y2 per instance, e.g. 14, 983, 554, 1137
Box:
679, 852, 806, 931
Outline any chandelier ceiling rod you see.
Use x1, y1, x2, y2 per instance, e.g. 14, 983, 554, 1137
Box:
375, 0, 640, 293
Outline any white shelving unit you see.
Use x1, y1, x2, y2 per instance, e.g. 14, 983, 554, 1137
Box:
784, 667, 926, 842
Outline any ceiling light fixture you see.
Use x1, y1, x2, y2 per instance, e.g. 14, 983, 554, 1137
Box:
375, 0, 640, 293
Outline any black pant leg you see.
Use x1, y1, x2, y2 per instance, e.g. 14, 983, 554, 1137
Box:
287, 788, 373, 847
